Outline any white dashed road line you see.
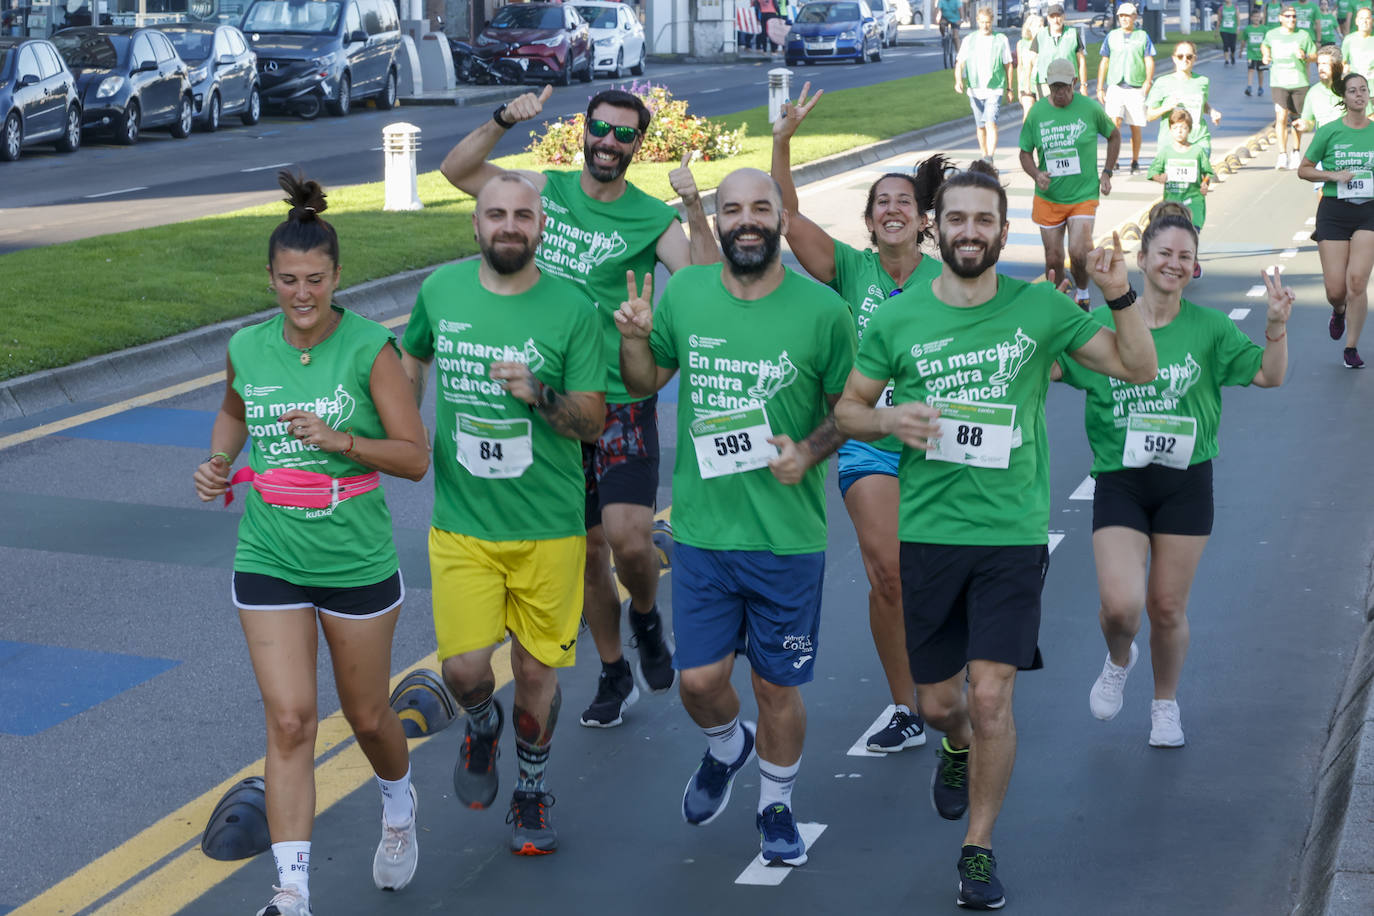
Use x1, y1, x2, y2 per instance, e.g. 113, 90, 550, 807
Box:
241, 162, 294, 173
83, 187, 148, 199
1246, 285, 1265, 298
1069, 477, 1095, 500
1280, 248, 1298, 259
734, 823, 828, 885
1229, 308, 1250, 320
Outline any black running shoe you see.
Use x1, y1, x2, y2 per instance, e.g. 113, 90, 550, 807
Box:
1130, 160, 1140, 175
1331, 308, 1347, 341
931, 738, 970, 820
579, 660, 639, 727
506, 790, 557, 855
629, 605, 675, 694
957, 845, 1006, 910
1346, 347, 1365, 369
453, 700, 502, 810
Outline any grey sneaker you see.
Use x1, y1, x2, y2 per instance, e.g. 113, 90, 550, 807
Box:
507, 790, 557, 855
453, 700, 503, 809
1089, 642, 1138, 721
256, 886, 311, 916
372, 784, 418, 891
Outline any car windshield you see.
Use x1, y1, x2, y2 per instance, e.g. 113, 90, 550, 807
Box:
575, 6, 618, 27
241, 0, 342, 34
490, 5, 564, 29
797, 2, 860, 21
161, 27, 215, 61
52, 32, 125, 68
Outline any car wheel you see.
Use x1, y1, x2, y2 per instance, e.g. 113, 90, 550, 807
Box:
557, 56, 573, 85
171, 94, 193, 138
630, 46, 645, 75
119, 100, 140, 145
241, 85, 261, 125
205, 91, 221, 132
377, 68, 397, 109
297, 94, 321, 119
56, 105, 81, 153
579, 50, 593, 82
871, 40, 882, 61
785, 56, 799, 66
1, 111, 21, 162
328, 72, 351, 116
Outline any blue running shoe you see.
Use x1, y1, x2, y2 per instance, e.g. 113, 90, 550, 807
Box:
757, 803, 808, 866
681, 721, 756, 825
956, 844, 1006, 909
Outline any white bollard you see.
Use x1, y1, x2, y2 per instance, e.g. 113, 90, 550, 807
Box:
382, 122, 423, 212
768, 68, 793, 124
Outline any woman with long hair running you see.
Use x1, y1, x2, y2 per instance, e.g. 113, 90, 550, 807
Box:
771, 81, 951, 752
193, 172, 430, 915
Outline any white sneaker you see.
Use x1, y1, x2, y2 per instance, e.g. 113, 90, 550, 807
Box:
1088, 642, 1137, 721
1275, 152, 1288, 169
256, 886, 311, 916
372, 784, 419, 891
1149, 699, 1186, 748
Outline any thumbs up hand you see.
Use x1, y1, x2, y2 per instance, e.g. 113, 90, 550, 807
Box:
668, 148, 701, 205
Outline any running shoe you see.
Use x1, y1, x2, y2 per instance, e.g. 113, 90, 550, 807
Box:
507, 790, 558, 855
1275, 152, 1287, 169
629, 605, 675, 694
1245, 86, 1252, 96
453, 699, 503, 809
373, 785, 418, 891
1076, 296, 1091, 312
931, 737, 970, 820
1149, 699, 1186, 748
866, 706, 928, 752
757, 803, 808, 866
1089, 642, 1138, 721
256, 887, 311, 916
1345, 347, 1366, 369
682, 720, 757, 825
1330, 308, 1346, 340
579, 660, 639, 727
957, 845, 1006, 910
1130, 160, 1140, 176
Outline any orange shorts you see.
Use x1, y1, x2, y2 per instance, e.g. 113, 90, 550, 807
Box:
1031, 196, 1098, 229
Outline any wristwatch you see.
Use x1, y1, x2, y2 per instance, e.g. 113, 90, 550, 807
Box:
493, 103, 513, 128
1100, 167, 1114, 177
1106, 287, 1138, 311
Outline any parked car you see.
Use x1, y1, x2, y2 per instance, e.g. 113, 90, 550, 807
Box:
784, 0, 883, 65
52, 27, 193, 144
474, 2, 593, 86
0, 37, 82, 162
873, 0, 900, 46
573, 0, 645, 78
240, 0, 400, 119
161, 22, 259, 130
891, 0, 920, 25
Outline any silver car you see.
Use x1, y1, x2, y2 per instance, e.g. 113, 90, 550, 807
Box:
874, 0, 901, 45
573, 1, 645, 78
162, 22, 260, 130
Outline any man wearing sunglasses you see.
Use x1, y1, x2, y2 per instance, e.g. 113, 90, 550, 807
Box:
1263, 4, 1319, 167
442, 86, 720, 735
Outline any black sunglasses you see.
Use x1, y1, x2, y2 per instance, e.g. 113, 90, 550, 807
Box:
587, 119, 640, 143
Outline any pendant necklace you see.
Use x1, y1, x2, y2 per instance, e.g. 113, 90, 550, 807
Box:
288, 309, 339, 367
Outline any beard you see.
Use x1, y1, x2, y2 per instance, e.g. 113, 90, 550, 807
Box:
720, 221, 783, 275
479, 231, 538, 275
583, 139, 634, 183
938, 230, 1002, 279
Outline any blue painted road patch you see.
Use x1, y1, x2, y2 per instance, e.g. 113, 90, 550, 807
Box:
0, 641, 180, 736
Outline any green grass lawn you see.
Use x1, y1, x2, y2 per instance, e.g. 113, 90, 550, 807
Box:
0, 30, 1218, 382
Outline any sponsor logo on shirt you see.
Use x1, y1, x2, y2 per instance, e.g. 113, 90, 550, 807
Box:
439, 320, 472, 334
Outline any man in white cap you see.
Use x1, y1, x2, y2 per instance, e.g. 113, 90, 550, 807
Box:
1033, 3, 1087, 96
1097, 2, 1155, 175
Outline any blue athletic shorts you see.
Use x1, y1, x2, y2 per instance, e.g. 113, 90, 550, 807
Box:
671, 542, 825, 686
968, 92, 1002, 127
837, 439, 901, 499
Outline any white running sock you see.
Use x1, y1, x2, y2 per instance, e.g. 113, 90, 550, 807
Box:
758, 757, 800, 814
271, 841, 311, 898
894, 703, 911, 716
1075, 287, 1089, 300
704, 716, 745, 765
377, 766, 414, 826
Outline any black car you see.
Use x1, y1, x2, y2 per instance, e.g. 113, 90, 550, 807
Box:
0, 37, 82, 162
161, 22, 260, 130
53, 27, 194, 144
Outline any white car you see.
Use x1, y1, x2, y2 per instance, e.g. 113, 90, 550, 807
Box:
573, 1, 646, 79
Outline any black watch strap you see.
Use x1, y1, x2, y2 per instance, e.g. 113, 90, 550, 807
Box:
493, 103, 512, 129
1106, 288, 1137, 311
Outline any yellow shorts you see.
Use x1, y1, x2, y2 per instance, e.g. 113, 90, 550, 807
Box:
1031, 195, 1098, 229
429, 528, 585, 668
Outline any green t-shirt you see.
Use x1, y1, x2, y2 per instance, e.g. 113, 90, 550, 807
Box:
402, 262, 606, 541
957, 30, 1012, 91
536, 169, 678, 404
1340, 0, 1354, 21
1019, 93, 1118, 205
1243, 25, 1268, 60
1145, 143, 1216, 228
1265, 3, 1282, 25
1301, 80, 1346, 129
229, 308, 399, 587
1343, 31, 1374, 75
1100, 28, 1154, 87
1318, 11, 1340, 39
1033, 27, 1082, 84
1220, 4, 1239, 31
1147, 72, 1212, 150
1295, 0, 1320, 37
1264, 27, 1317, 88
854, 275, 1099, 545
648, 265, 856, 554
1305, 117, 1374, 196
1059, 301, 1262, 475
828, 239, 943, 453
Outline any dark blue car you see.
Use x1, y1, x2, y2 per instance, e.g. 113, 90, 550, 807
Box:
785, 0, 883, 65
0, 36, 83, 162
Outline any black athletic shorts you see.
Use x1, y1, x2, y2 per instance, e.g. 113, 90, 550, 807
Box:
1248, 60, 1268, 72
1312, 195, 1374, 242
583, 394, 659, 529
232, 570, 404, 619
1221, 31, 1237, 54
899, 542, 1049, 684
1272, 85, 1308, 117
1091, 460, 1214, 537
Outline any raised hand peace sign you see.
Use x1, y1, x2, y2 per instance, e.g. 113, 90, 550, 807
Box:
774, 81, 824, 140
1261, 266, 1295, 327
614, 270, 654, 339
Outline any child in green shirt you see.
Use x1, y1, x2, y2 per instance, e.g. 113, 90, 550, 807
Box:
1243, 9, 1271, 95
1147, 108, 1216, 276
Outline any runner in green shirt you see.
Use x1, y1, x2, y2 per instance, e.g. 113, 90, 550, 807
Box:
1295, 0, 1320, 39
954, 5, 1015, 160
1297, 70, 1374, 366
1218, 0, 1239, 64
440, 86, 720, 727
834, 161, 1157, 912
1055, 200, 1292, 749
1346, 0, 1372, 30
1097, 3, 1156, 174
772, 81, 945, 753
617, 167, 856, 871
401, 173, 607, 856
1018, 13, 1045, 116
1318, 0, 1341, 41
1299, 45, 1352, 135
1146, 109, 1216, 255
1032, 3, 1086, 95
1146, 39, 1221, 155
1342, 6, 1374, 75
1243, 9, 1271, 95
1263, 6, 1320, 167
194, 172, 431, 915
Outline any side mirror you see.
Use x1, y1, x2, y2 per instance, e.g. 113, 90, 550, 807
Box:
138, 59, 158, 71
216, 53, 235, 65
18, 72, 39, 86
348, 28, 367, 42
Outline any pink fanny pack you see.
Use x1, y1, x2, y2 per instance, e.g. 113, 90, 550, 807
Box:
225, 466, 381, 509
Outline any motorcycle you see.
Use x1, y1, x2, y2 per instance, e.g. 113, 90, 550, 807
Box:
448, 37, 524, 85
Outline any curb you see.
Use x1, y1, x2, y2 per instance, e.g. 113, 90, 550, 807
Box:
398, 85, 521, 107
